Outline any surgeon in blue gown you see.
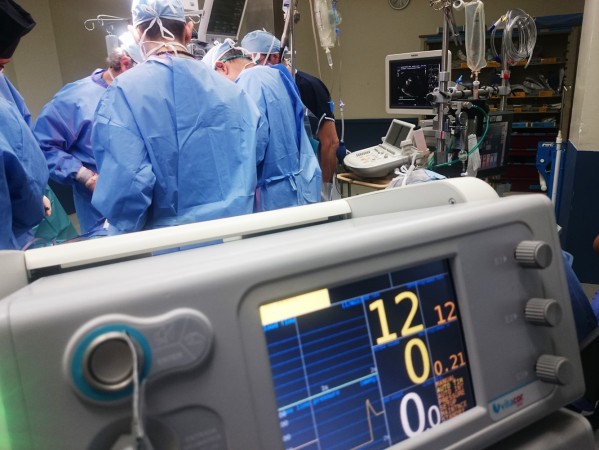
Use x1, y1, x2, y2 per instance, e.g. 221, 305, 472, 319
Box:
0, 0, 49, 249
0, 70, 30, 124
32, 48, 134, 235
91, 0, 264, 234
241, 30, 340, 200
203, 40, 321, 212
0, 99, 49, 250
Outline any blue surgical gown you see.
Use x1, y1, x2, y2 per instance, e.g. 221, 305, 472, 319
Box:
236, 65, 321, 212
0, 73, 31, 125
91, 55, 264, 233
0, 97, 49, 249
32, 69, 108, 234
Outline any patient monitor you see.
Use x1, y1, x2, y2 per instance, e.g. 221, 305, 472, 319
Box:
0, 178, 595, 449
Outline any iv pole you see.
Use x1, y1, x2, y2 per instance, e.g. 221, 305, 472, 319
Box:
435, 4, 452, 164
279, 0, 296, 76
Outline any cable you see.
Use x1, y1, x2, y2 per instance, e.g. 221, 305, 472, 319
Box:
490, 9, 537, 70
122, 332, 148, 449
427, 104, 489, 169
465, 104, 489, 155
429, 0, 453, 11
308, 0, 323, 80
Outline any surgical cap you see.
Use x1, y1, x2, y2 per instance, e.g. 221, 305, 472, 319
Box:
240, 30, 281, 55
119, 32, 143, 64
0, 0, 35, 59
201, 39, 235, 69
131, 0, 186, 27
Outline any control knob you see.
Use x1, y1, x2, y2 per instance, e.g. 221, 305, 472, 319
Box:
515, 240, 552, 269
525, 298, 562, 326
536, 354, 574, 385
83, 331, 143, 392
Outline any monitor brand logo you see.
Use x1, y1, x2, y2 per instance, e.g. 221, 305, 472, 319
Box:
492, 393, 524, 414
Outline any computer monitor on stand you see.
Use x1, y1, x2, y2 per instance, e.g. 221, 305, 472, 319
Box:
385, 50, 450, 117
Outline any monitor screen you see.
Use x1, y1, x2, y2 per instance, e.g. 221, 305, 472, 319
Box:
260, 259, 475, 449
203, 0, 247, 39
384, 119, 415, 148
385, 50, 450, 116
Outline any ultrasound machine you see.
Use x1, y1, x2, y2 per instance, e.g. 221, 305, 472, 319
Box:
0, 178, 596, 450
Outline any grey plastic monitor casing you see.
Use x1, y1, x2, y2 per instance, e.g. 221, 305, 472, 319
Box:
0, 179, 589, 449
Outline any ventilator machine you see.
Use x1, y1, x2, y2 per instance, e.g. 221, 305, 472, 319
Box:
0, 177, 596, 450
1, 1, 596, 449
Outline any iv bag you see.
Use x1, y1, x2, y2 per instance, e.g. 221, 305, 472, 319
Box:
105, 34, 119, 57
314, 0, 337, 50
464, 1, 486, 73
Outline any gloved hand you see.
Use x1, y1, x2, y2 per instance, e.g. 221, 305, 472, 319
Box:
76, 167, 98, 191
85, 173, 98, 191
42, 195, 52, 216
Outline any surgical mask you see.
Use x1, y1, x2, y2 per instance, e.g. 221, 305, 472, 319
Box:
249, 53, 260, 65
119, 31, 144, 64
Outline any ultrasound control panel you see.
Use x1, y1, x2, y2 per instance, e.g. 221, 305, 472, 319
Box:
344, 119, 417, 177
0, 187, 591, 450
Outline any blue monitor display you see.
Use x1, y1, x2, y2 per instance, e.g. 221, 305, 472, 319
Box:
260, 259, 475, 449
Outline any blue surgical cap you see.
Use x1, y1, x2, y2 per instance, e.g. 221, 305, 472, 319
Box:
119, 31, 143, 63
240, 30, 281, 55
201, 38, 235, 69
131, 0, 186, 27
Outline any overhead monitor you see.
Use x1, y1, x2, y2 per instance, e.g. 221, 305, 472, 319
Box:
0, 183, 588, 450
385, 50, 450, 116
196, 0, 248, 43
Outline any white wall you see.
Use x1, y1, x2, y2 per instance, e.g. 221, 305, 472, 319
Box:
569, 0, 599, 150
291, 0, 585, 119
5, 0, 586, 120
8, 0, 62, 117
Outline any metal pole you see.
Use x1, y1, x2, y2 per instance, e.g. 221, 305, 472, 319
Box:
435, 6, 451, 163
289, 0, 296, 76
196, 0, 213, 42
551, 131, 563, 208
